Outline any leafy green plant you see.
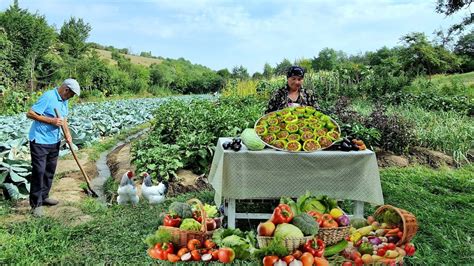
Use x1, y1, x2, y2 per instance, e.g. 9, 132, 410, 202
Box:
0, 159, 31, 200
132, 97, 266, 180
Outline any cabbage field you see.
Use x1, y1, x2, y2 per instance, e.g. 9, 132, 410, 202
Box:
0, 95, 209, 199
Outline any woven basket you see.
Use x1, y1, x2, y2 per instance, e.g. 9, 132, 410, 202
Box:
159, 198, 213, 247
374, 205, 418, 245
317, 226, 351, 246
257, 235, 314, 253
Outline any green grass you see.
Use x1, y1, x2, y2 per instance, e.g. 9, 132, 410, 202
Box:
1, 166, 473, 264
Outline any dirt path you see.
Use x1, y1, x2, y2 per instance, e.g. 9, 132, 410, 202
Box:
1, 157, 97, 225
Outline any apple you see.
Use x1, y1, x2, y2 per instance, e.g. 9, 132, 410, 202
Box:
206, 218, 217, 231
257, 220, 276, 236
218, 247, 235, 263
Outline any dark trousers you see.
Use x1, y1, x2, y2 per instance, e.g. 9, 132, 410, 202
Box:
29, 141, 60, 208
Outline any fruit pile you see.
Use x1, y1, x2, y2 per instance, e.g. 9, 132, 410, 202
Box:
158, 201, 222, 232
338, 209, 417, 265
255, 106, 341, 152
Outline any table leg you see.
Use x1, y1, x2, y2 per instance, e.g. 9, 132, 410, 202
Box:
227, 198, 236, 228
354, 200, 364, 218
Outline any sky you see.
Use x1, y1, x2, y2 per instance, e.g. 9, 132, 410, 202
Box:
0, 0, 468, 74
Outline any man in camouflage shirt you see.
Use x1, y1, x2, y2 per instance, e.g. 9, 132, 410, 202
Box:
265, 66, 320, 113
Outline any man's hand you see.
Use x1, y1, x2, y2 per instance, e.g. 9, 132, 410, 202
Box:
65, 134, 72, 144
50, 117, 64, 127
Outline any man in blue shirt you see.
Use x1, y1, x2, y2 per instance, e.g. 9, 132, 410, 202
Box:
26, 78, 80, 217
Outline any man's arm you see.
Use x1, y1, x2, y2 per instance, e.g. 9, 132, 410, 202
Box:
26, 108, 63, 127
63, 118, 72, 144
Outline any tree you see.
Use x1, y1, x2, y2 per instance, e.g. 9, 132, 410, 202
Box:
59, 17, 91, 59
294, 58, 313, 73
312, 48, 346, 71
435, 0, 473, 43
400, 32, 460, 76
454, 30, 474, 71
0, 3, 56, 90
274, 58, 292, 76
231, 65, 249, 80
217, 68, 231, 79
0, 28, 14, 87
262, 63, 273, 78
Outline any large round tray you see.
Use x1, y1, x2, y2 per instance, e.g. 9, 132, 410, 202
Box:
254, 106, 341, 152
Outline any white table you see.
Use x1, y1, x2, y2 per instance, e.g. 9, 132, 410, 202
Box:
208, 138, 384, 228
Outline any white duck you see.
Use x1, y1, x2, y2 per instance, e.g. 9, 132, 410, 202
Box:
141, 172, 167, 204
117, 170, 139, 205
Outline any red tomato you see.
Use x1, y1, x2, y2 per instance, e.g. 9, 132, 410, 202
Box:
386, 243, 396, 250
177, 247, 189, 257
354, 257, 364, 266
187, 239, 201, 251
262, 255, 279, 266
204, 239, 216, 249
377, 248, 386, 256
283, 255, 295, 264
190, 249, 201, 261
147, 248, 161, 260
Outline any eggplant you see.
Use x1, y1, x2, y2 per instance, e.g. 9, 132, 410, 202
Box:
233, 138, 242, 144
222, 141, 231, 149
231, 142, 242, 151
387, 236, 400, 244
341, 142, 352, 151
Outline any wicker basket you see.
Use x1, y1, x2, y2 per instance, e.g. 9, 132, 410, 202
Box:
257, 235, 314, 253
317, 226, 351, 246
159, 198, 213, 247
374, 205, 418, 245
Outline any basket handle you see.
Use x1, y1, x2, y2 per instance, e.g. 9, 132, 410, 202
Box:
187, 198, 208, 234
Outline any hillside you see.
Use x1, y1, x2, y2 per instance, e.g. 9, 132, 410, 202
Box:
94, 49, 162, 66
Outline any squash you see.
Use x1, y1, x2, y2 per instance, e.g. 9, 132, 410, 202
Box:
292, 213, 319, 236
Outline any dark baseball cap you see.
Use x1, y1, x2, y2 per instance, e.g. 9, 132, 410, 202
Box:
287, 66, 305, 78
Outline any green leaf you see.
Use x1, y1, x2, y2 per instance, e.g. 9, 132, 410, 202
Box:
9, 170, 27, 183
0, 172, 7, 183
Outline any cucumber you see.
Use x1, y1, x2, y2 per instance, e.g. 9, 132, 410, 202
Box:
324, 240, 348, 257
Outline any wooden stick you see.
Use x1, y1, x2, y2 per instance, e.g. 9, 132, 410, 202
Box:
54, 108, 98, 197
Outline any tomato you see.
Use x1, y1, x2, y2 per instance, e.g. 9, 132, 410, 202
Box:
177, 247, 189, 257
147, 248, 161, 260
263, 255, 280, 266
191, 249, 201, 261
167, 253, 180, 262
299, 252, 314, 266
377, 248, 386, 256
204, 239, 216, 249
211, 249, 219, 260
187, 239, 201, 251
342, 262, 353, 266
313, 256, 329, 266
386, 243, 396, 250
283, 255, 295, 264
292, 250, 303, 259
354, 257, 364, 266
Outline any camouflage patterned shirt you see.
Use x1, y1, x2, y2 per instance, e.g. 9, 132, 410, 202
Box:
265, 85, 320, 113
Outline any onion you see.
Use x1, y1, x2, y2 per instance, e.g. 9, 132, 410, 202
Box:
369, 237, 382, 245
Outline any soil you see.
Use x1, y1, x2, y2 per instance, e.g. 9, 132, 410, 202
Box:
0, 140, 457, 225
